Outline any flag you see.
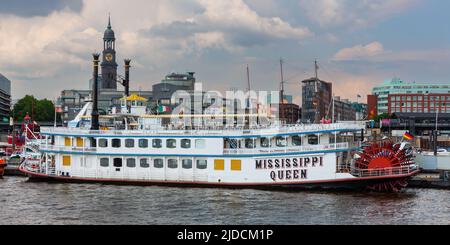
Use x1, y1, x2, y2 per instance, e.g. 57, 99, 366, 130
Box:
157, 105, 171, 113
403, 132, 414, 141
55, 105, 62, 113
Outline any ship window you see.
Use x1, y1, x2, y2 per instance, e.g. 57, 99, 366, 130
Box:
245, 139, 256, 149
100, 158, 109, 167
126, 158, 136, 168
231, 160, 242, 171
260, 138, 270, 148
292, 136, 302, 146
153, 158, 164, 168
76, 137, 84, 147
276, 137, 287, 147
196, 159, 208, 170
182, 159, 193, 169
62, 155, 71, 167
181, 139, 191, 149
152, 139, 162, 148
139, 139, 148, 148
167, 139, 177, 148
214, 159, 225, 171
112, 139, 121, 148
140, 158, 150, 168
99, 139, 108, 148
168, 159, 178, 169
195, 139, 206, 149
308, 135, 319, 145
113, 158, 122, 168
64, 137, 72, 147
125, 139, 135, 148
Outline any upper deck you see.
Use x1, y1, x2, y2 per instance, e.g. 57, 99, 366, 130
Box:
40, 122, 366, 138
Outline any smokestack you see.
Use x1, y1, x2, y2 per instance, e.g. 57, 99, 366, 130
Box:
124, 59, 131, 97
91, 53, 100, 131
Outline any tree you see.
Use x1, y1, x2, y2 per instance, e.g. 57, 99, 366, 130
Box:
12, 95, 56, 122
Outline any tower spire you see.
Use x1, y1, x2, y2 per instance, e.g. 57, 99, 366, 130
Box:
108, 13, 111, 29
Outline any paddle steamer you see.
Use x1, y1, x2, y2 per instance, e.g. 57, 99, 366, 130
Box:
19, 55, 419, 192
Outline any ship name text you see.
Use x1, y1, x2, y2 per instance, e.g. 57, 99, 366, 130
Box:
255, 157, 324, 182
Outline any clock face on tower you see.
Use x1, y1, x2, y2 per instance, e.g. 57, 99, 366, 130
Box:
105, 53, 113, 62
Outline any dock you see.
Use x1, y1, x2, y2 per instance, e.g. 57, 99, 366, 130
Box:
408, 172, 450, 189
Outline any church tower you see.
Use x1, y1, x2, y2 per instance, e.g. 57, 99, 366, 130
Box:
101, 16, 118, 90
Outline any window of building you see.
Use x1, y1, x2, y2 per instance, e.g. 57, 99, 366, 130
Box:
153, 158, 164, 168
181, 139, 191, 149
182, 159, 193, 169
152, 139, 162, 148
100, 158, 109, 167
126, 158, 136, 168
196, 159, 208, 170
112, 139, 121, 148
140, 158, 150, 168
168, 159, 178, 169
308, 135, 319, 145
125, 139, 135, 148
292, 136, 302, 146
138, 139, 148, 148
113, 158, 123, 168
99, 139, 108, 148
167, 139, 177, 148
195, 139, 206, 149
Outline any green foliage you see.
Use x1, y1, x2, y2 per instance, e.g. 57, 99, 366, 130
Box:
12, 95, 57, 122
374, 113, 396, 121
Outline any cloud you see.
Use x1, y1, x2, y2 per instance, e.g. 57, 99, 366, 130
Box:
0, 0, 83, 17
333, 41, 450, 63
333, 42, 385, 61
299, 0, 419, 28
147, 0, 312, 49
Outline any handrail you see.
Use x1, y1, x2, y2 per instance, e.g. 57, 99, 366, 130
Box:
41, 122, 366, 137
223, 142, 354, 155
339, 165, 418, 178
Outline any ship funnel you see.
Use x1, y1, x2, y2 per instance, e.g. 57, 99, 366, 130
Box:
91, 53, 100, 131
124, 59, 131, 97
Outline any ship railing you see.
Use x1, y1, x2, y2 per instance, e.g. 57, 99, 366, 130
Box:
39, 145, 97, 153
345, 165, 418, 178
223, 142, 351, 155
40, 122, 365, 136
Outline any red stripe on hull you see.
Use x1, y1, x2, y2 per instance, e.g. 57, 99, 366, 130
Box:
19, 166, 419, 190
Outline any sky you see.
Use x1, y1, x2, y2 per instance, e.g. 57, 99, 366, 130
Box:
1, 0, 450, 104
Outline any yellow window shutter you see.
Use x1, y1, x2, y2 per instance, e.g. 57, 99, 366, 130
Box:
214, 159, 225, 171
76, 137, 84, 147
231, 160, 242, 171
64, 137, 72, 146
62, 156, 71, 166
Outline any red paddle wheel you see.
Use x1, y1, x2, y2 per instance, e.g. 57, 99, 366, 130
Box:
355, 141, 415, 192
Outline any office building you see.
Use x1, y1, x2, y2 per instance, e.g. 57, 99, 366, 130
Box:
372, 78, 450, 115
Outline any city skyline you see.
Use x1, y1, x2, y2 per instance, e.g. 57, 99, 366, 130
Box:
1, 0, 450, 103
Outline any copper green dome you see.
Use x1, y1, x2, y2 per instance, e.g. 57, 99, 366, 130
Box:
103, 16, 115, 41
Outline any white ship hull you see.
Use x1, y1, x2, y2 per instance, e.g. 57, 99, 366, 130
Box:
19, 123, 419, 191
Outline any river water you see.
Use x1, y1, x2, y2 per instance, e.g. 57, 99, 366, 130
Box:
0, 176, 449, 225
